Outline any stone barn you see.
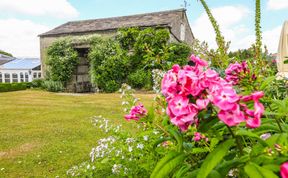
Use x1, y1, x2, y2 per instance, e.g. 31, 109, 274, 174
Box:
39, 8, 195, 92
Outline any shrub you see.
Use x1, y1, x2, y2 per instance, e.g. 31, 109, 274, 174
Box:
42, 80, 64, 92
31, 79, 44, 88
166, 42, 191, 67
127, 69, 152, 89
0, 82, 30, 92
103, 80, 120, 93
89, 37, 129, 92
46, 38, 78, 85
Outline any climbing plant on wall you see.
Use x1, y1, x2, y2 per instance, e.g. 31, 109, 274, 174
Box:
88, 36, 130, 93
46, 38, 78, 85
46, 28, 192, 92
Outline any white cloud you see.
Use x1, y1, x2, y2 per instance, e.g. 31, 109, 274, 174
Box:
191, 5, 281, 53
267, 0, 288, 10
0, 19, 50, 57
192, 5, 250, 50
0, 0, 79, 19
263, 25, 282, 53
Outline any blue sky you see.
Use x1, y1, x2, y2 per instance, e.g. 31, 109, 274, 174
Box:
0, 0, 287, 57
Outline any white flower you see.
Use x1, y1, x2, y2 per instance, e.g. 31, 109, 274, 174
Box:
153, 130, 160, 135
143, 135, 149, 141
125, 138, 134, 144
136, 144, 144, 149
112, 164, 122, 174
260, 133, 271, 140
128, 146, 133, 152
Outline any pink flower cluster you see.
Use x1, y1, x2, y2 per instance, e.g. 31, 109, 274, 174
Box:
124, 103, 147, 121
193, 132, 208, 142
281, 162, 288, 178
225, 61, 249, 85
161, 55, 264, 131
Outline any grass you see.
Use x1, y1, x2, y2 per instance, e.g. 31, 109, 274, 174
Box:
0, 90, 154, 177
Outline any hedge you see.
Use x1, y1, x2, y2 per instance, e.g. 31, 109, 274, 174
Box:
0, 82, 31, 92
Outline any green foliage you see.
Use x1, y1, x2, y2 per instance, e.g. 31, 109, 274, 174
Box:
31, 79, 44, 88
197, 139, 234, 178
117, 27, 191, 70
284, 57, 288, 64
46, 38, 78, 85
127, 69, 152, 89
151, 151, 185, 178
255, 0, 262, 62
117, 27, 140, 50
0, 82, 30, 92
42, 80, 64, 92
167, 42, 191, 67
88, 37, 129, 92
0, 49, 13, 57
197, 0, 229, 68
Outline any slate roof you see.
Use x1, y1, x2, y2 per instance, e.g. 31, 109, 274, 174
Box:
0, 54, 15, 65
0, 58, 40, 70
39, 9, 186, 37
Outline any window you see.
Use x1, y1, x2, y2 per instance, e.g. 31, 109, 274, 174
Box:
33, 72, 37, 79
12, 73, 18, 83
5, 73, 10, 83
180, 23, 186, 41
38, 72, 41, 78
0, 73, 2, 83
25, 73, 28, 82
20, 73, 24, 82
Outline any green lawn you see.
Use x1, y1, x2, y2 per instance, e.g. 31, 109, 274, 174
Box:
0, 90, 154, 177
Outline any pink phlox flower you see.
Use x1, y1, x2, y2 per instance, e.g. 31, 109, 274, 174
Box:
124, 103, 147, 121
178, 68, 203, 97
171, 113, 196, 132
193, 132, 208, 142
218, 104, 245, 126
225, 61, 249, 85
241, 91, 264, 102
245, 101, 264, 128
212, 87, 240, 111
193, 132, 202, 141
161, 69, 178, 99
196, 98, 210, 110
168, 95, 190, 116
190, 54, 208, 67
280, 162, 288, 178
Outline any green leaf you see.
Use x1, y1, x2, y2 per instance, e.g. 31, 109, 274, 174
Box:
244, 162, 278, 178
173, 164, 191, 178
259, 76, 276, 90
196, 139, 234, 178
236, 129, 268, 147
244, 163, 263, 178
168, 128, 183, 152
207, 170, 222, 178
216, 155, 249, 176
266, 133, 288, 146
151, 151, 186, 178
153, 137, 172, 149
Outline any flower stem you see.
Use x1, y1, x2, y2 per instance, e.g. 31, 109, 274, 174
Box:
226, 125, 244, 155
268, 105, 283, 132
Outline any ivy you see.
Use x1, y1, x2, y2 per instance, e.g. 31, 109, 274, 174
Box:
88, 37, 130, 92
46, 28, 191, 92
46, 38, 78, 85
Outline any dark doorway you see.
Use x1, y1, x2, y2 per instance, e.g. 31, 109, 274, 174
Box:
67, 47, 93, 93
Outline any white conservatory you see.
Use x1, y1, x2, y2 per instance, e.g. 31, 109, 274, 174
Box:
0, 58, 41, 83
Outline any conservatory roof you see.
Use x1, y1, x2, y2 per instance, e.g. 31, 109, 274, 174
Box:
0, 58, 40, 70
0, 54, 15, 65
39, 8, 186, 37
